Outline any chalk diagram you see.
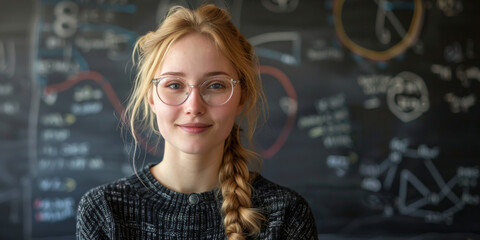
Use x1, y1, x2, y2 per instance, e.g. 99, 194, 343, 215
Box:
333, 0, 424, 61
360, 138, 479, 225
387, 71, 430, 122
248, 32, 300, 158
42, 71, 159, 154
357, 70, 431, 122
249, 32, 302, 66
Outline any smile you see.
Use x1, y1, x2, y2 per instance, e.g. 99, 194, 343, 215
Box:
177, 123, 212, 134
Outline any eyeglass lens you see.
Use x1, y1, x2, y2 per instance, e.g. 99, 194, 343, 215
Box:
155, 77, 236, 106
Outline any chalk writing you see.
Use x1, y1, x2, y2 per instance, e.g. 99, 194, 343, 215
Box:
326, 153, 357, 177
37, 177, 76, 192
38, 156, 104, 171
41, 129, 71, 141
431, 64, 452, 81
306, 39, 344, 61
362, 177, 382, 192
78, 8, 116, 23
74, 85, 103, 102
37, 59, 81, 75
299, 93, 353, 148
61, 142, 90, 156
431, 64, 480, 87
357, 74, 391, 95
71, 101, 103, 115
75, 32, 128, 52
457, 65, 480, 87
444, 40, 476, 63
444, 93, 476, 113
437, 0, 463, 16
0, 101, 19, 116
41, 113, 76, 127
28, 1, 153, 233
53, 1, 79, 38
34, 197, 75, 222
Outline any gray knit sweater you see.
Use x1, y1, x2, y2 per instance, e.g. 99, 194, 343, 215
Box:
76, 163, 318, 239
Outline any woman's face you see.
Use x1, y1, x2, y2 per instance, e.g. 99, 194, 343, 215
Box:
149, 33, 243, 155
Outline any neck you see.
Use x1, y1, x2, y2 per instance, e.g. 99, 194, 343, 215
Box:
151, 142, 224, 194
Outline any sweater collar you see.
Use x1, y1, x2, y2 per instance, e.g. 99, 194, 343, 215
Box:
138, 163, 221, 205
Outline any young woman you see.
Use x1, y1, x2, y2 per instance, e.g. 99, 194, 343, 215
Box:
77, 4, 318, 240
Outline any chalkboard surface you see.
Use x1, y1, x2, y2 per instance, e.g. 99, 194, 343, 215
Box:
1, 0, 479, 239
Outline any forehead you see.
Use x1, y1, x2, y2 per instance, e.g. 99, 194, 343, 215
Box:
157, 33, 237, 79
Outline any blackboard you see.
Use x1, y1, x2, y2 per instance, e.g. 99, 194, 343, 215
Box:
1, 0, 479, 239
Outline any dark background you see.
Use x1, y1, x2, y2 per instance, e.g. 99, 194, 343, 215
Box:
0, 0, 479, 239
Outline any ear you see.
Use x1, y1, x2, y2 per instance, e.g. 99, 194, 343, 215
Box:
236, 86, 246, 116
148, 87, 156, 113
235, 102, 244, 116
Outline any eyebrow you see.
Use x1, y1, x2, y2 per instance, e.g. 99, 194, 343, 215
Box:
160, 71, 232, 78
204, 71, 231, 77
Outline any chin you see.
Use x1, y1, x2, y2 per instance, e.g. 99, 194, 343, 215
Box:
178, 144, 211, 155
179, 140, 225, 155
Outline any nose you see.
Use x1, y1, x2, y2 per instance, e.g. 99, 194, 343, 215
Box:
183, 87, 206, 116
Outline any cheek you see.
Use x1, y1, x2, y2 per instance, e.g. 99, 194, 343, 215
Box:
152, 104, 176, 134
215, 103, 241, 130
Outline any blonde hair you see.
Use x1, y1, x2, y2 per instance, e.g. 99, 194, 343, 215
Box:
125, 4, 267, 239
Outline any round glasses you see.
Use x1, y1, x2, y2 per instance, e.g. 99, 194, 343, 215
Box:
152, 76, 239, 106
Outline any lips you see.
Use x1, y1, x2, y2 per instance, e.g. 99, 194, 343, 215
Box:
177, 123, 212, 134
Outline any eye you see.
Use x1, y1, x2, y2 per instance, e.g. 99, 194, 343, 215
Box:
208, 83, 225, 89
160, 78, 186, 90
166, 82, 182, 89
206, 79, 228, 89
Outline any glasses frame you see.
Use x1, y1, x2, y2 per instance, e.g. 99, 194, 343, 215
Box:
151, 76, 240, 106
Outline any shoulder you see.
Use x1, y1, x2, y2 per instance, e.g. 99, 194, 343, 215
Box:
252, 175, 310, 210
76, 183, 114, 239
252, 175, 319, 239
79, 172, 146, 207
76, 174, 147, 239
77, 177, 125, 219
77, 172, 147, 218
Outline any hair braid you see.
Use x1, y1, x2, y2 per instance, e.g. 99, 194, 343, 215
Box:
219, 124, 264, 239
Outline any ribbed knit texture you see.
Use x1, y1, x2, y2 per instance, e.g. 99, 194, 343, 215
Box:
76, 163, 318, 239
